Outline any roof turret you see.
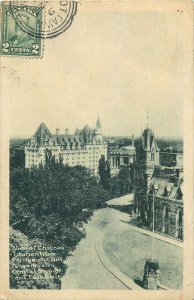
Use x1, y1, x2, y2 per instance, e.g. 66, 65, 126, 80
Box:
96, 117, 101, 129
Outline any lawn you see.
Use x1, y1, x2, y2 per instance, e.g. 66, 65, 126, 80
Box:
103, 229, 183, 289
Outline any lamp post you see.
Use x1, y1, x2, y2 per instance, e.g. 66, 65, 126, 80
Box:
172, 160, 176, 172
143, 182, 160, 290
151, 183, 156, 260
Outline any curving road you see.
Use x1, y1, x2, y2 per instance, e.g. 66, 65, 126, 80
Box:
61, 206, 183, 290
61, 208, 128, 289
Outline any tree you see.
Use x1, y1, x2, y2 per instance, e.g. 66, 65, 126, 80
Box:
10, 154, 112, 288
107, 166, 134, 198
118, 166, 133, 195
98, 155, 111, 188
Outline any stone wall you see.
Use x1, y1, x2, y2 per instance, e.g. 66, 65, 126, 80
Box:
151, 197, 183, 240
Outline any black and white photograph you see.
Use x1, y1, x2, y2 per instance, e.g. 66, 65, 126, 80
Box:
0, 0, 193, 299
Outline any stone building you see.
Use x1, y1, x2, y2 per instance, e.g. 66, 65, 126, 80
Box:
134, 127, 183, 240
159, 151, 183, 168
14, 118, 107, 176
108, 135, 136, 176
149, 168, 183, 239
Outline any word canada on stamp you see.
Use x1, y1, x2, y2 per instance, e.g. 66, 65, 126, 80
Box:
0, 4, 42, 57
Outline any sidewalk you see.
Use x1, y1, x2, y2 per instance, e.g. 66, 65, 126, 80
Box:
126, 221, 183, 248
111, 208, 183, 248
103, 208, 183, 289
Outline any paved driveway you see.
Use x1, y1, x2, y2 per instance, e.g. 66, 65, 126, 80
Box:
61, 208, 128, 289
61, 207, 182, 289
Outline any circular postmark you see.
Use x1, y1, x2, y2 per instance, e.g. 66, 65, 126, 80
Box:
9, 1, 78, 39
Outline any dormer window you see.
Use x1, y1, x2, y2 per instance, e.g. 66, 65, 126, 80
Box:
151, 149, 154, 160
176, 187, 183, 200
153, 184, 158, 193
164, 185, 171, 197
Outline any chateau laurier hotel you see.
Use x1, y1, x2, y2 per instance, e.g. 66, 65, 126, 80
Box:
19, 118, 107, 176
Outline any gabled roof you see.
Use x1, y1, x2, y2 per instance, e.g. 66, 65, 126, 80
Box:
33, 122, 52, 145
150, 171, 183, 200
34, 122, 51, 136
28, 121, 104, 147
75, 128, 81, 135
138, 128, 160, 152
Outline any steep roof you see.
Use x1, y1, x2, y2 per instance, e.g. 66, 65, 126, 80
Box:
28, 122, 104, 147
75, 128, 82, 135
150, 169, 183, 201
33, 122, 52, 145
51, 134, 85, 147
138, 128, 160, 152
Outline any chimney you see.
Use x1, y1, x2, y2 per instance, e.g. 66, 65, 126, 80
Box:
56, 128, 60, 135
65, 128, 69, 135
132, 134, 134, 147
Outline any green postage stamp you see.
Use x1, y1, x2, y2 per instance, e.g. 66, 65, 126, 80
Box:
0, 4, 42, 57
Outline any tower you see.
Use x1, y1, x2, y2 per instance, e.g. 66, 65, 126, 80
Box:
96, 116, 101, 130
134, 127, 160, 223
132, 134, 134, 147
94, 117, 103, 143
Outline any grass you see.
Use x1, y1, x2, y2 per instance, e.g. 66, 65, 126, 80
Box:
103, 229, 183, 289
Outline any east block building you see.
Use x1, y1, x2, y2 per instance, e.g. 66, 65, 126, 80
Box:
24, 118, 107, 176
134, 128, 183, 240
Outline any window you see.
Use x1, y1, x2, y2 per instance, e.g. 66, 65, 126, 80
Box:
176, 209, 183, 239
151, 150, 154, 160
163, 205, 169, 234
123, 157, 129, 165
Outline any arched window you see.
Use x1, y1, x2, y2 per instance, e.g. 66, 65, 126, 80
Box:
176, 209, 183, 239
162, 205, 169, 234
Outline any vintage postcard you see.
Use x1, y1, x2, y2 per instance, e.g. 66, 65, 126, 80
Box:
0, 0, 193, 299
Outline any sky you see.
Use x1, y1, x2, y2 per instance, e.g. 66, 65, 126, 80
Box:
2, 2, 186, 138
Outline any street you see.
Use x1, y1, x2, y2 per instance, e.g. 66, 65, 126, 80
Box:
61, 206, 183, 290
